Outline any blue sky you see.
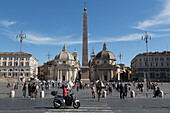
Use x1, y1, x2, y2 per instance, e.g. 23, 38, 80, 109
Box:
0, 0, 170, 66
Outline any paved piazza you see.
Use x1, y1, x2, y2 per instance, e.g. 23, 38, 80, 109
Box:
0, 82, 170, 113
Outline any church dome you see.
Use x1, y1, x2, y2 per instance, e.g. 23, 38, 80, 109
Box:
95, 43, 116, 60
55, 45, 74, 60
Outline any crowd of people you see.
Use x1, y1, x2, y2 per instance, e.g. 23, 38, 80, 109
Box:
90, 81, 163, 101
6, 80, 163, 101
90, 81, 131, 101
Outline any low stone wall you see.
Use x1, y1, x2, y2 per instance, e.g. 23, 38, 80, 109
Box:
0, 78, 18, 82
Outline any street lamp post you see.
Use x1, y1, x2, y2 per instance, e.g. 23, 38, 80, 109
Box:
117, 52, 123, 64
16, 31, 26, 82
141, 32, 151, 84
16, 31, 26, 52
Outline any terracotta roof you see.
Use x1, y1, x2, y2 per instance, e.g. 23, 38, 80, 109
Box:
0, 52, 32, 56
131, 51, 170, 63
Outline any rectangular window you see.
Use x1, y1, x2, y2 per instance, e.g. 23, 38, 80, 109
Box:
139, 63, 142, 67
9, 57, 13, 60
145, 62, 148, 66
155, 58, 158, 61
167, 57, 170, 61
149, 57, 153, 61
20, 62, 24, 66
160, 73, 166, 78
161, 63, 164, 66
26, 57, 29, 61
144, 57, 148, 61
3, 57, 7, 60
14, 73, 17, 76
25, 73, 29, 76
8, 62, 12, 66
167, 63, 169, 67
26, 62, 29, 66
3, 62, 6, 66
160, 57, 164, 61
139, 58, 142, 61
156, 63, 158, 67
14, 62, 18, 66
21, 57, 24, 60
15, 57, 18, 60
156, 73, 159, 77
150, 63, 152, 67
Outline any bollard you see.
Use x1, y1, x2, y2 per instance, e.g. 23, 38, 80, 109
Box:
10, 90, 15, 98
102, 90, 106, 98
159, 90, 164, 97
130, 90, 135, 98
40, 91, 45, 98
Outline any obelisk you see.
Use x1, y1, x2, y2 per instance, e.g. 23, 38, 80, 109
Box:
81, 4, 90, 84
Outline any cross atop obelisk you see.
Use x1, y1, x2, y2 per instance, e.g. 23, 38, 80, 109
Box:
81, 3, 90, 84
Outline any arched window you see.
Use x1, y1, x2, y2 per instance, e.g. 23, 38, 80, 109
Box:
20, 73, 23, 76
8, 73, 11, 76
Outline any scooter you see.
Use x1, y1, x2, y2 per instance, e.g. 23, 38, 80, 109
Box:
51, 91, 80, 109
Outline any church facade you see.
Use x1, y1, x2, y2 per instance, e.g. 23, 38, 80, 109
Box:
89, 43, 118, 82
38, 45, 80, 82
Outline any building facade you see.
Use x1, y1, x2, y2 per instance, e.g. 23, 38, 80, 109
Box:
0, 52, 38, 81
131, 51, 170, 82
117, 64, 132, 81
89, 43, 118, 82
38, 45, 80, 82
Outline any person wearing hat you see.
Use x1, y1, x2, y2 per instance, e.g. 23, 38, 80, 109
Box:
63, 83, 71, 105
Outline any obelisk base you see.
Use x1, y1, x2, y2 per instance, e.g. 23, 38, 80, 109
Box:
81, 66, 90, 85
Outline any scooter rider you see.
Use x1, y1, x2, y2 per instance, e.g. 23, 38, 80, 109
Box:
63, 83, 71, 105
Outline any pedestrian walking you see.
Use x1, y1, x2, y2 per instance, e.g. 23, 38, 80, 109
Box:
77, 83, 79, 92
109, 84, 112, 94
119, 83, 125, 99
97, 84, 102, 102
31, 83, 36, 100
41, 84, 45, 91
91, 84, 96, 98
28, 82, 32, 98
22, 83, 28, 98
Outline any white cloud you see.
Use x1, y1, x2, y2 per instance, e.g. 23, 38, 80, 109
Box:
25, 33, 146, 45
24, 33, 82, 45
132, 0, 170, 31
0, 20, 16, 27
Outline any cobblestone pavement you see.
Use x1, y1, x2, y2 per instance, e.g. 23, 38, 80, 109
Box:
0, 82, 170, 113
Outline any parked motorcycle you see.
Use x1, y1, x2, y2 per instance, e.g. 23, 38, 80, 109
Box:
51, 91, 80, 109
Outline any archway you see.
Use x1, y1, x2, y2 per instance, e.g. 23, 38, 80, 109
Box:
63, 75, 65, 81
104, 75, 107, 81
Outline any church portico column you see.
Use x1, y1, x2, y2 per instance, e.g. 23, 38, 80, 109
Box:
69, 69, 72, 82
99, 70, 101, 81
57, 69, 59, 81
102, 71, 104, 81
52, 67, 55, 80
60, 70, 62, 81
111, 70, 113, 79
108, 71, 110, 81
66, 70, 69, 82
